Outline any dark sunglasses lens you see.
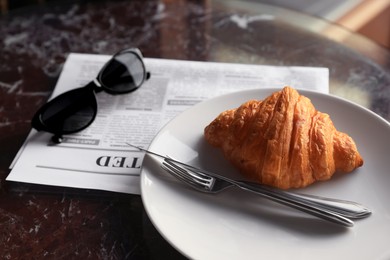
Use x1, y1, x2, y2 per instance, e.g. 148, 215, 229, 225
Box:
38, 87, 97, 134
100, 51, 145, 93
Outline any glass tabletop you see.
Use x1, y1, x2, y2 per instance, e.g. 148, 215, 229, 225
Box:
210, 0, 390, 119
0, 0, 389, 258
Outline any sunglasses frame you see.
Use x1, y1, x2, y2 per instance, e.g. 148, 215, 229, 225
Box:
31, 48, 150, 143
95, 48, 149, 95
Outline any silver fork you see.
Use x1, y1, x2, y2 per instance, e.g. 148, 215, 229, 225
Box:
129, 144, 371, 227
161, 158, 371, 219
161, 158, 359, 227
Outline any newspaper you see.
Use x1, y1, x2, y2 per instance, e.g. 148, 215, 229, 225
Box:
8, 53, 329, 194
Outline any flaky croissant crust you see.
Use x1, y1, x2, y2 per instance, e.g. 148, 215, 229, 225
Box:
204, 87, 363, 189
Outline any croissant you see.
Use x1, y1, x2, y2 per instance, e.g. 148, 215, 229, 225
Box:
204, 87, 363, 189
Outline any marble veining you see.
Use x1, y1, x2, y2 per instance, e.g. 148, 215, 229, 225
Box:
0, 0, 389, 259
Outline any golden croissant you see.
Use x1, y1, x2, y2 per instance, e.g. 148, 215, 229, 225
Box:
204, 87, 363, 189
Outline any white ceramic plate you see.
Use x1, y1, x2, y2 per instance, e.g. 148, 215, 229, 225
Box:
141, 88, 390, 260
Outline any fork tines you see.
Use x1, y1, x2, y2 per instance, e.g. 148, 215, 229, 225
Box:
162, 159, 215, 191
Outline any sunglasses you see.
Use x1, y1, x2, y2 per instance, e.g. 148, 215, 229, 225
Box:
31, 48, 150, 143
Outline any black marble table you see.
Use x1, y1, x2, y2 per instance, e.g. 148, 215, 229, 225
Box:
0, 0, 389, 258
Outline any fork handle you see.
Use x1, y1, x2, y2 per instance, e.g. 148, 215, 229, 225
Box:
236, 181, 354, 227
279, 191, 371, 219
238, 181, 371, 219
